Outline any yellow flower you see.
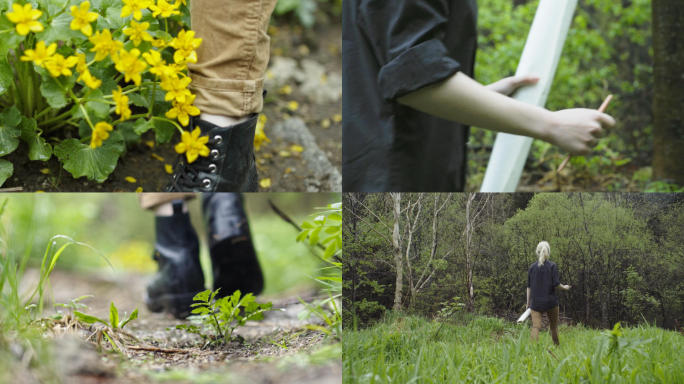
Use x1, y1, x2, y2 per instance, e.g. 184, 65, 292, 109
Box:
121, 0, 153, 20
44, 54, 79, 78
151, 38, 167, 48
254, 114, 270, 151
20, 41, 57, 67
287, 100, 299, 111
164, 164, 173, 174
149, 0, 180, 18
142, 49, 166, 76
69, 1, 98, 36
123, 20, 153, 46
165, 93, 200, 126
112, 87, 132, 121
113, 48, 147, 85
160, 75, 192, 103
89, 29, 123, 61
135, 186, 143, 192
90, 122, 113, 148
79, 70, 102, 89
174, 127, 209, 164
6, 3, 43, 36
259, 178, 271, 189
169, 29, 202, 64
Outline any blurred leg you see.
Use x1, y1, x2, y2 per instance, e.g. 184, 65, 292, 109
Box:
530, 309, 542, 341
139, 193, 196, 210
202, 193, 264, 297
549, 306, 560, 345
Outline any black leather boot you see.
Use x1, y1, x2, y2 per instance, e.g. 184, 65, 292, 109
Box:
145, 201, 205, 319
202, 193, 264, 297
165, 114, 259, 192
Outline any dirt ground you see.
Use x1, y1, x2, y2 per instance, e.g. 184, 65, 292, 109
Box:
18, 268, 341, 384
3, 14, 341, 193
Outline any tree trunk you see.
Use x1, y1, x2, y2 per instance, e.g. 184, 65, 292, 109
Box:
391, 193, 403, 311
652, 0, 684, 184
465, 193, 475, 312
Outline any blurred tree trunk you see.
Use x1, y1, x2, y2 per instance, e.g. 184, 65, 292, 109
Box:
652, 0, 684, 184
391, 193, 403, 311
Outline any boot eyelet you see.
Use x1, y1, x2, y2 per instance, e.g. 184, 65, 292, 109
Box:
213, 135, 223, 145
208, 163, 217, 173
210, 149, 220, 159
202, 178, 212, 189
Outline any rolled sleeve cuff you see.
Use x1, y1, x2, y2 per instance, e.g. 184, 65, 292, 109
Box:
378, 39, 461, 101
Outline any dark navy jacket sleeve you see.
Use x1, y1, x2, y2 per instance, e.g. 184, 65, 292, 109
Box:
356, 0, 462, 101
552, 263, 560, 288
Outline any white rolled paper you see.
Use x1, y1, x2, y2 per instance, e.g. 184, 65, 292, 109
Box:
480, 0, 578, 192
517, 308, 532, 323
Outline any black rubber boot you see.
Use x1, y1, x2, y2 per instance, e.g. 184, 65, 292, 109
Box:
165, 114, 259, 192
202, 193, 264, 297
145, 201, 205, 319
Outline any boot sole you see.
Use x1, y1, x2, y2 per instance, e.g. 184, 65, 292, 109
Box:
144, 291, 199, 319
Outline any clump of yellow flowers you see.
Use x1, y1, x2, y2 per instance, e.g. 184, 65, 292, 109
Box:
0, 0, 218, 183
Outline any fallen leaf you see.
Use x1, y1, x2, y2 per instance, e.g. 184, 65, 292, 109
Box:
287, 101, 299, 112
279, 150, 291, 158
164, 164, 173, 174
321, 119, 331, 129
151, 153, 165, 162
332, 114, 342, 123
40, 168, 50, 175
259, 178, 271, 189
145, 140, 155, 149
290, 145, 304, 153
125, 176, 137, 183
135, 187, 143, 192
279, 85, 292, 95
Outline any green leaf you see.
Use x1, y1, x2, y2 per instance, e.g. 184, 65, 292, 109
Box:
74, 311, 108, 326
193, 289, 211, 303
120, 308, 137, 328
0, 159, 13, 187
85, 90, 110, 119
0, 108, 21, 156
103, 6, 125, 30
39, 77, 69, 109
296, 230, 309, 242
20, 117, 52, 161
0, 59, 12, 96
129, 93, 149, 108
152, 118, 176, 143
133, 118, 153, 135
54, 139, 121, 182
109, 302, 119, 329
0, 19, 25, 57
37, 12, 84, 45
309, 227, 321, 246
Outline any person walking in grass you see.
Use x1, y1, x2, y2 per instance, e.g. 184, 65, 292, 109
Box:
526, 241, 571, 345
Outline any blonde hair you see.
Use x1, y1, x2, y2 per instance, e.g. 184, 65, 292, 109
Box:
536, 241, 550, 266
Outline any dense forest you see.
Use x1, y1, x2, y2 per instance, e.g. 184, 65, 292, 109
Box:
343, 193, 683, 330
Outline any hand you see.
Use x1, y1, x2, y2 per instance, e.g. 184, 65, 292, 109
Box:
526, 303, 530, 309
545, 109, 616, 155
486, 75, 539, 96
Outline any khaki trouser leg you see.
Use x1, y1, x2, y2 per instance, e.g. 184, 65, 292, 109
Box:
531, 309, 542, 342
189, 0, 278, 117
548, 306, 560, 345
139, 193, 196, 210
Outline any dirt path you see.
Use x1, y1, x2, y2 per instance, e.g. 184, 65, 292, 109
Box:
22, 269, 341, 383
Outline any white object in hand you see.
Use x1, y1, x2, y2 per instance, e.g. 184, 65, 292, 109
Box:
480, 0, 578, 192
517, 308, 532, 323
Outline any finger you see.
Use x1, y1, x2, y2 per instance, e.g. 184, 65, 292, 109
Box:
515, 76, 540, 86
597, 112, 616, 128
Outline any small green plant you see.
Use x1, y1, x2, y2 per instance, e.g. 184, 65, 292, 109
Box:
435, 296, 466, 321
178, 288, 273, 345
72, 302, 139, 352
296, 201, 342, 340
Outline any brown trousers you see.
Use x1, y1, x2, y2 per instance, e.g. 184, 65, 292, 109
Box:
139, 193, 196, 210
531, 306, 560, 345
189, 0, 278, 117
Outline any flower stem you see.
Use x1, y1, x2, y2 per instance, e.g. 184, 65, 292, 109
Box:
79, 104, 95, 131
151, 116, 184, 134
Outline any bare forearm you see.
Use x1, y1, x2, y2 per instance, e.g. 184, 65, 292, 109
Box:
526, 287, 531, 307
398, 72, 553, 142
398, 71, 615, 155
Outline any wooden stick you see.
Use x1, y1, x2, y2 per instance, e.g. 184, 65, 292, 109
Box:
127, 345, 189, 353
0, 187, 24, 192
557, 95, 613, 173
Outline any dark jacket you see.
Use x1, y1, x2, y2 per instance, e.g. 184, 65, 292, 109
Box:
528, 260, 560, 312
342, 0, 478, 192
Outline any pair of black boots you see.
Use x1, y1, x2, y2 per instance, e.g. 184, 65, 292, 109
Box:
145, 193, 263, 319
